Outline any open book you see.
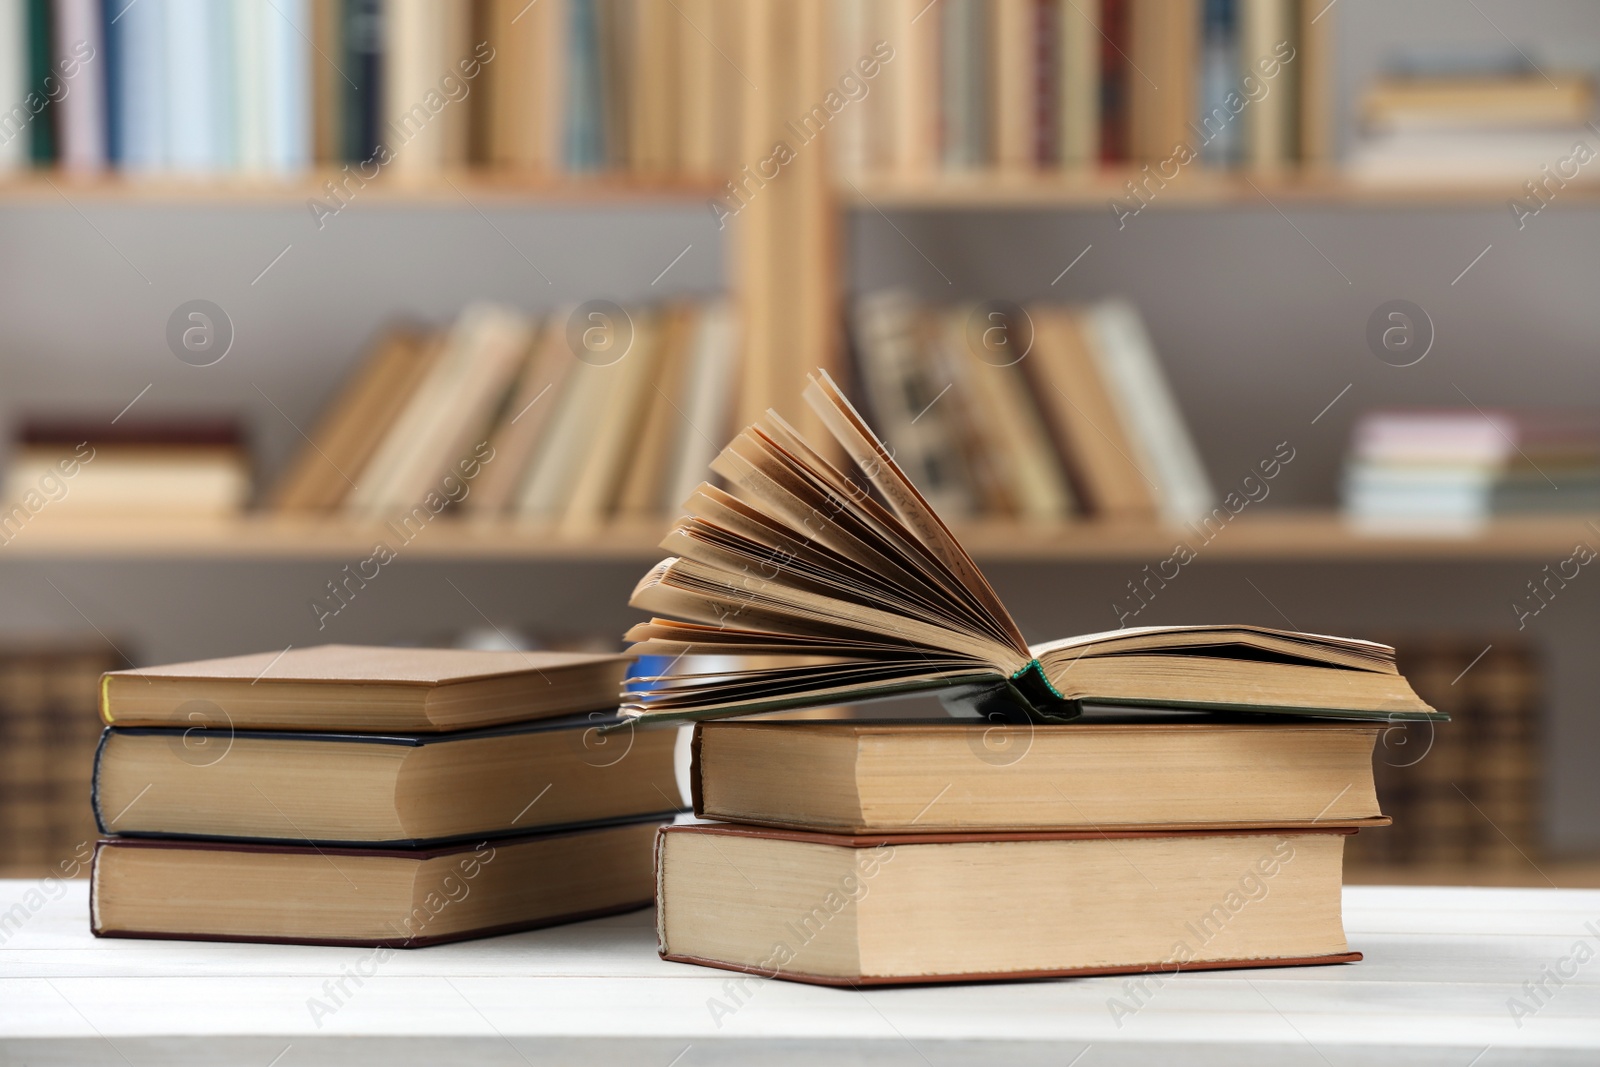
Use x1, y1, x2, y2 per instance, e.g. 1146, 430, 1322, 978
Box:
621, 372, 1442, 725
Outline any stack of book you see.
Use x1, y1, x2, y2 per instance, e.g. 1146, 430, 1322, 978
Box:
5, 417, 251, 518
624, 371, 1442, 984
1342, 409, 1600, 529
661, 717, 1390, 984
269, 300, 737, 529
1348, 65, 1595, 185
847, 293, 1212, 523
89, 644, 681, 946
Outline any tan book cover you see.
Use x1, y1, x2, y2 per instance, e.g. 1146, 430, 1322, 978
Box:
100, 645, 633, 732
1059, 0, 1101, 166
463, 319, 570, 517
309, 0, 342, 164
1298, 0, 1331, 165
384, 0, 471, 175
484, 0, 537, 168
1025, 307, 1160, 519
93, 821, 662, 947
677, 0, 717, 175
628, 0, 678, 173
1242, 0, 1292, 172
96, 716, 680, 844
560, 310, 664, 533
944, 307, 1075, 522
892, 0, 939, 173
992, 0, 1035, 170
692, 719, 1388, 833
615, 305, 698, 517
658, 822, 1362, 985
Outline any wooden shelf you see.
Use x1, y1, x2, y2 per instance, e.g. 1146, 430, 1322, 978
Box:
840, 169, 1600, 210
1, 170, 724, 206
2, 512, 1594, 562
5, 168, 1593, 210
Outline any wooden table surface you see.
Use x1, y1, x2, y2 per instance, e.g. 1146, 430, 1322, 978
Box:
1, 881, 1596, 1066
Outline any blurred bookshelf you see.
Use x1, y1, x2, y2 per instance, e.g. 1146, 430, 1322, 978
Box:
0, 171, 724, 204
3, 170, 1594, 208
840, 171, 1600, 209
4, 512, 1600, 562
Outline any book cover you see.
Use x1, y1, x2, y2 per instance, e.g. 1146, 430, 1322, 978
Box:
657, 822, 1363, 986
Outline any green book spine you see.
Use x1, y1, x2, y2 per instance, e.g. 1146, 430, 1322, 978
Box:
27, 0, 53, 165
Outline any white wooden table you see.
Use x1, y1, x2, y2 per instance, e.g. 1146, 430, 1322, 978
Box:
1, 881, 1596, 1066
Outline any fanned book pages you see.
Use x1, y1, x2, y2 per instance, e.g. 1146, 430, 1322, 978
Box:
621, 371, 1445, 725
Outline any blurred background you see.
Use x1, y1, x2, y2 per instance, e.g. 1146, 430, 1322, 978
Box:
0, 0, 1596, 889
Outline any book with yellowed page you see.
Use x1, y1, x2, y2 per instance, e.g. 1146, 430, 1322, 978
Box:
690, 718, 1390, 834
656, 822, 1359, 986
621, 371, 1445, 726
99, 645, 631, 733
92, 820, 662, 947
94, 714, 679, 846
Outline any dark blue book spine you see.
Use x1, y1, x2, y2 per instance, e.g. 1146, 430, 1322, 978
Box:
342, 0, 382, 162
100, 0, 121, 165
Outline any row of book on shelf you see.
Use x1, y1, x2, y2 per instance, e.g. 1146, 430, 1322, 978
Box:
836, 0, 1326, 177
1, 294, 1216, 526
1346, 56, 1595, 185
1, 0, 1331, 179
73, 375, 1463, 983
1342, 409, 1600, 528
11, 303, 1600, 534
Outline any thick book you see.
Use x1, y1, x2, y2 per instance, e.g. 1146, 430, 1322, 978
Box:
657, 822, 1360, 985
99, 644, 633, 732
94, 714, 680, 845
621, 371, 1444, 725
92, 820, 662, 947
690, 719, 1389, 834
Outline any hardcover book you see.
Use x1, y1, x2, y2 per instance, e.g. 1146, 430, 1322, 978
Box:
94, 714, 680, 846
99, 645, 632, 732
93, 820, 662, 947
689, 718, 1389, 834
656, 822, 1359, 986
